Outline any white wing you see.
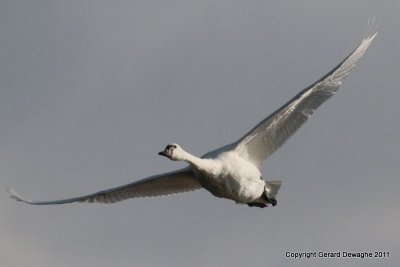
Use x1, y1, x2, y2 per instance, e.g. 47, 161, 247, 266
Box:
7, 168, 201, 204
234, 33, 377, 166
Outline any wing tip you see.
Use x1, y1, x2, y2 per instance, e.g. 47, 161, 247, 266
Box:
365, 16, 379, 41
7, 188, 33, 204
363, 31, 378, 45
357, 30, 377, 55
362, 16, 379, 48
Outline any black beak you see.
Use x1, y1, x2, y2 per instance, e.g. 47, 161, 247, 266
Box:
158, 151, 170, 157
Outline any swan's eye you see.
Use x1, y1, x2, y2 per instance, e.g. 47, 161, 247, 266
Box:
166, 145, 176, 151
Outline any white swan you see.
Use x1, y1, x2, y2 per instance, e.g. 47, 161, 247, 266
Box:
7, 32, 377, 208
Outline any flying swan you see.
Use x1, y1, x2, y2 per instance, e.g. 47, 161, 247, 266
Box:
8, 32, 377, 208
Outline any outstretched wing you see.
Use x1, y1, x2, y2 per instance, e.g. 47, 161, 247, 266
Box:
234, 33, 377, 166
7, 168, 201, 204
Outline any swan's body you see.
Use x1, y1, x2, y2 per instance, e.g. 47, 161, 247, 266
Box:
193, 149, 265, 203
8, 32, 377, 208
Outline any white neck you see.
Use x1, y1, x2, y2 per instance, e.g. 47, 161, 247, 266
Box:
180, 150, 220, 175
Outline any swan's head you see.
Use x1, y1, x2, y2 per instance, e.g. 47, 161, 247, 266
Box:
158, 143, 185, 161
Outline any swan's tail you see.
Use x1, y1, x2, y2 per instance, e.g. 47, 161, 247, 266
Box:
264, 181, 281, 201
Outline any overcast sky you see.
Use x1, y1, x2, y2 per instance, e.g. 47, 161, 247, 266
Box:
1, 1, 399, 266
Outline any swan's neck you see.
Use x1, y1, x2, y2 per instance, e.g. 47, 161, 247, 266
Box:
181, 151, 220, 175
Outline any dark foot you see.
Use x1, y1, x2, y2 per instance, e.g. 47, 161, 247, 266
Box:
247, 202, 267, 208
261, 192, 277, 206
269, 198, 277, 206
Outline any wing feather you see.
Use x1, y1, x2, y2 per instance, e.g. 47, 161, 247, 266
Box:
234, 33, 377, 166
7, 168, 201, 205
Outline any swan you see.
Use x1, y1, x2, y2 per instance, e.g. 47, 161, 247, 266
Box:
7, 32, 377, 208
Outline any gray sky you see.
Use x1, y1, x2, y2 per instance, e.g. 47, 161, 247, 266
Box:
1, 1, 399, 266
